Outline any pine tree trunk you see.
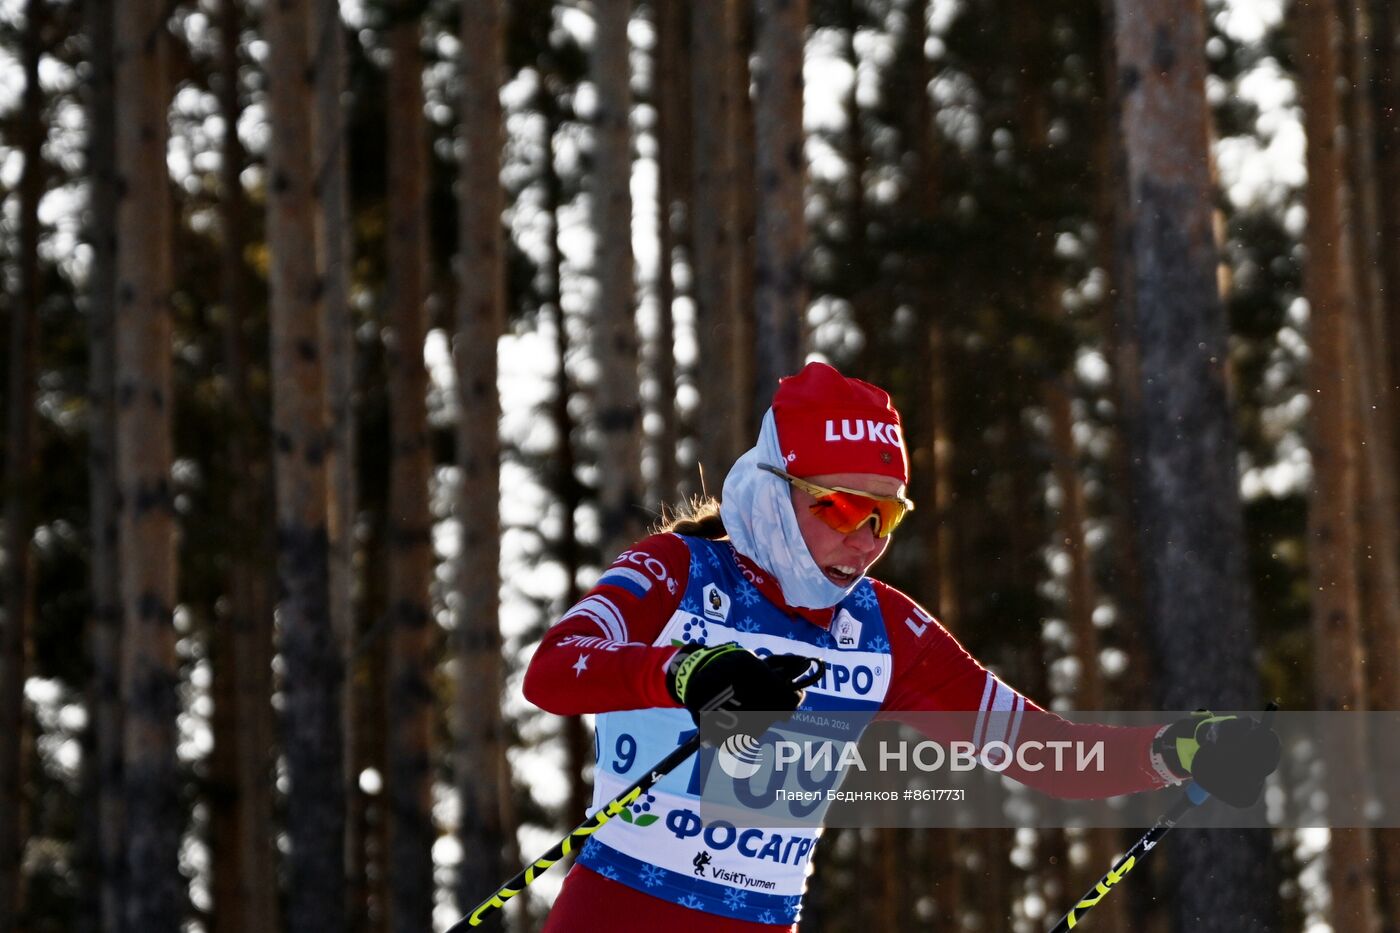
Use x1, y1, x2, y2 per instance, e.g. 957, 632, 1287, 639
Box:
83, 1, 125, 928
895, 0, 959, 624
1367, 7, 1400, 916
453, 0, 513, 918
212, 5, 280, 931
924, 344, 964, 933
383, 12, 436, 931
1340, 0, 1385, 334
926, 327, 959, 623
992, 417, 1040, 933
556, 308, 593, 843
1, 3, 45, 925
1297, 1, 1383, 928
751, 0, 807, 410
1339, 0, 1400, 915
209, 618, 243, 933
1375, 0, 1400, 496
556, 351, 592, 843
592, 0, 645, 557
232, 564, 279, 933
309, 0, 362, 918
314, 0, 355, 656
1093, 0, 1153, 717
361, 510, 391, 933
539, 91, 595, 850
841, 0, 868, 367
218, 75, 281, 930
207, 624, 244, 933
1109, 1, 1274, 929
265, 0, 346, 925
651, 0, 691, 504
690, 0, 750, 481
731, 5, 758, 432
114, 2, 182, 928
875, 827, 900, 928
977, 826, 1011, 932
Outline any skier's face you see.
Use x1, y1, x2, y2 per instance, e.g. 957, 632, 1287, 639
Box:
788, 472, 903, 587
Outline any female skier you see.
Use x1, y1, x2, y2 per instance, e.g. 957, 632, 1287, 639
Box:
523, 362, 1275, 931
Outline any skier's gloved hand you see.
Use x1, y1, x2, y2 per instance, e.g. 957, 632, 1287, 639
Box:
666, 642, 808, 745
1154, 710, 1281, 807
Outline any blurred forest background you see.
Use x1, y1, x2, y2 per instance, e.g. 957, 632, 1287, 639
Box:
0, 0, 1397, 931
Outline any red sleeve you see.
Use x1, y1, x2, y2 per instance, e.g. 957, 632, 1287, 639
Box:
522, 533, 692, 715
876, 582, 1173, 799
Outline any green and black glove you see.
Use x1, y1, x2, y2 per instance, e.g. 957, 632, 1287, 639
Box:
666, 642, 816, 745
1154, 710, 1281, 808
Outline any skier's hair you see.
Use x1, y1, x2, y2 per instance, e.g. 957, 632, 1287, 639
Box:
653, 496, 726, 539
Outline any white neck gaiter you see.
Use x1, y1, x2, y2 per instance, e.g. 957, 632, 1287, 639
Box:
720, 409, 858, 610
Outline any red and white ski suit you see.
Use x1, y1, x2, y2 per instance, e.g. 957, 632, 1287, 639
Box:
525, 533, 1173, 931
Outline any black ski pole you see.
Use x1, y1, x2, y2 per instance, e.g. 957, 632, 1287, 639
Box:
450, 657, 825, 930
1047, 783, 1209, 931
448, 733, 703, 930
1047, 702, 1278, 932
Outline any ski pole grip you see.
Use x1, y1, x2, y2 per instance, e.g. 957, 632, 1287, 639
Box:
1185, 701, 1279, 809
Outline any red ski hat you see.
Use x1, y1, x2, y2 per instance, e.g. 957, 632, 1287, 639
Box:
771, 362, 909, 483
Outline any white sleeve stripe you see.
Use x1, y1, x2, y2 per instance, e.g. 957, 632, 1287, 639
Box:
561, 595, 625, 642
584, 595, 628, 640
572, 595, 629, 642
1005, 696, 1025, 751
973, 675, 996, 746
984, 681, 1007, 745
562, 607, 619, 641
975, 677, 1020, 748
582, 606, 624, 642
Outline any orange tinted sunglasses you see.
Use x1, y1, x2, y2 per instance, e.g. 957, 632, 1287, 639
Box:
760, 463, 915, 538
